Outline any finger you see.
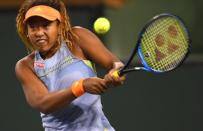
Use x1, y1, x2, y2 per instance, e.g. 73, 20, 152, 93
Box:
104, 74, 114, 84
99, 79, 108, 89
119, 75, 126, 81
95, 78, 108, 93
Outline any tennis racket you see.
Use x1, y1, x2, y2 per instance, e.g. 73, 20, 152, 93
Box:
113, 13, 190, 77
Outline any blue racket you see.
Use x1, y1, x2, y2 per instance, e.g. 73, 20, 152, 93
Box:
113, 13, 190, 77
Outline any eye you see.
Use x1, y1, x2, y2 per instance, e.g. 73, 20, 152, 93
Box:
42, 21, 52, 28
28, 23, 36, 29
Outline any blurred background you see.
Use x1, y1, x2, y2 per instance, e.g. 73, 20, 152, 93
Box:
0, 0, 202, 131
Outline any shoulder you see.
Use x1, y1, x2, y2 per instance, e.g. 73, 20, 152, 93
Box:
71, 26, 102, 54
71, 26, 102, 46
15, 53, 35, 76
72, 26, 97, 40
72, 26, 92, 34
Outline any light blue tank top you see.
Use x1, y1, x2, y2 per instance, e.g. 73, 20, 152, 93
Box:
34, 43, 115, 131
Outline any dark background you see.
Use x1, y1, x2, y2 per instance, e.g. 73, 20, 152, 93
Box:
0, 0, 203, 130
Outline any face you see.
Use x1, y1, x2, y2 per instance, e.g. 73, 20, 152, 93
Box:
26, 16, 60, 58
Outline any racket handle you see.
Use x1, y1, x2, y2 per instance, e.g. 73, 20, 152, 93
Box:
112, 69, 126, 77
112, 70, 120, 78
112, 70, 126, 81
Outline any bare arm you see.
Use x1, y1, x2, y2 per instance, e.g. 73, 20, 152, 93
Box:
15, 57, 110, 114
72, 27, 125, 86
72, 26, 122, 70
15, 58, 76, 114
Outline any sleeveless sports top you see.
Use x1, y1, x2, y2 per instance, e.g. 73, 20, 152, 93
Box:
34, 43, 115, 131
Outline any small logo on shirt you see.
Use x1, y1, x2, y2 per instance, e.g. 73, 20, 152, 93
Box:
34, 61, 45, 69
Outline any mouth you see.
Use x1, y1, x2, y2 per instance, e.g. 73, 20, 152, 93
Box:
36, 39, 47, 45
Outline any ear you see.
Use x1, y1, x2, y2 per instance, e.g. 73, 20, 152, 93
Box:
26, 30, 29, 38
57, 21, 62, 35
25, 25, 29, 38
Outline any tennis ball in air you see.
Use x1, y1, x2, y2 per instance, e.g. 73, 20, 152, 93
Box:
94, 17, 111, 34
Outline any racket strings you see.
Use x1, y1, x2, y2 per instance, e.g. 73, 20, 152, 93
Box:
141, 17, 189, 72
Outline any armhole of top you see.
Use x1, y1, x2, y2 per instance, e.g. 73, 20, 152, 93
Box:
63, 42, 97, 73
83, 60, 97, 74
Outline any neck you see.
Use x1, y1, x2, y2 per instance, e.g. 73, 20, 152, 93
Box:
40, 42, 61, 59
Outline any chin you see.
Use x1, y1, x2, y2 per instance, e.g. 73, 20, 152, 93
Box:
38, 46, 49, 53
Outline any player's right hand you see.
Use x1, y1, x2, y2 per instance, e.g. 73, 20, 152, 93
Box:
83, 77, 108, 94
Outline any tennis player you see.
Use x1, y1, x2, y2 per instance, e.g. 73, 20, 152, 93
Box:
15, 0, 125, 131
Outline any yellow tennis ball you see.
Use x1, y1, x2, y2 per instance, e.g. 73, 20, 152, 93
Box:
94, 17, 111, 34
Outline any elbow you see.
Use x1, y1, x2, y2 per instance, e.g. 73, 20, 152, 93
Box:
35, 105, 52, 114
28, 98, 53, 114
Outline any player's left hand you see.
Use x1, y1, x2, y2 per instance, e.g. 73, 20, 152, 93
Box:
104, 62, 126, 87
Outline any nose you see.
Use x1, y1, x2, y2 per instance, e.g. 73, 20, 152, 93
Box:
34, 26, 45, 37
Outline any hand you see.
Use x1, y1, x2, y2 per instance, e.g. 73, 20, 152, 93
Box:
104, 62, 126, 88
83, 77, 108, 94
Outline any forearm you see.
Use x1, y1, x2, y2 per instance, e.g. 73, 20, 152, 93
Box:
101, 54, 123, 70
33, 88, 76, 114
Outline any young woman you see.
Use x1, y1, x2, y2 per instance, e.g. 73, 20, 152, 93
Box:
15, 0, 125, 131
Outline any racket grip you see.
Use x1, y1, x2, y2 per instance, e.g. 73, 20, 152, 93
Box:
112, 70, 120, 78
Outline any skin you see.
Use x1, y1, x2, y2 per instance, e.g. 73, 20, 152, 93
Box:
15, 16, 124, 114
26, 17, 60, 59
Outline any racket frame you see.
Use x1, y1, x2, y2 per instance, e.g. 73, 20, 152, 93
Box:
120, 13, 191, 75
